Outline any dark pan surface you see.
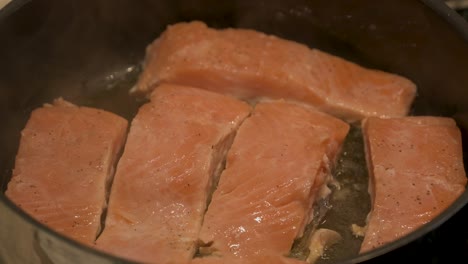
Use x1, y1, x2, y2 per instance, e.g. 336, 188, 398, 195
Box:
1, 1, 468, 263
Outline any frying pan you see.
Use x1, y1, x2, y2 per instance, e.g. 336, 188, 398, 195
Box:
1, 0, 468, 263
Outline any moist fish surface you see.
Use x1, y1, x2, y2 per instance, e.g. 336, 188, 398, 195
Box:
133, 21, 416, 122
5, 98, 128, 245
197, 101, 349, 260
95, 84, 251, 263
360, 117, 467, 253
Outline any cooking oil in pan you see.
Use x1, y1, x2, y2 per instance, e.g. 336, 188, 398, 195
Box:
80, 64, 144, 120
316, 126, 370, 263
290, 126, 370, 262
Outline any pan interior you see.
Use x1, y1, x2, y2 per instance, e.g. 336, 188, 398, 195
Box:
1, 0, 468, 263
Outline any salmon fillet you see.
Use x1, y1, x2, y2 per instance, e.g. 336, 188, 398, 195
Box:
360, 117, 467, 253
95, 84, 251, 263
197, 101, 349, 259
132, 21, 416, 122
5, 99, 128, 245
306, 229, 341, 264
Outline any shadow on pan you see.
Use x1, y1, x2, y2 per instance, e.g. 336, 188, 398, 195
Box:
0, 0, 468, 263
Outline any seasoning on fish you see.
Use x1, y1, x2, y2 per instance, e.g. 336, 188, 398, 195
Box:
360, 117, 467, 252
132, 21, 416, 122
197, 101, 349, 259
95, 84, 251, 263
5, 98, 128, 245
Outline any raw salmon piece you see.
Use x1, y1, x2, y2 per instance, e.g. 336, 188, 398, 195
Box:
197, 101, 349, 259
5, 99, 128, 245
95, 84, 251, 263
132, 21, 416, 122
360, 117, 467, 253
